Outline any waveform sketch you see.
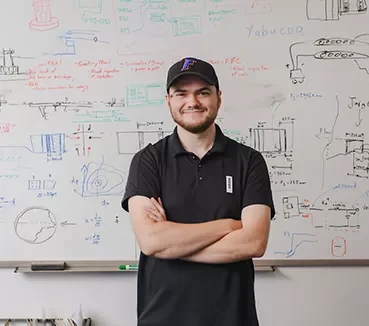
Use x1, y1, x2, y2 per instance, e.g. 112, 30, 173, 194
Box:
274, 232, 318, 258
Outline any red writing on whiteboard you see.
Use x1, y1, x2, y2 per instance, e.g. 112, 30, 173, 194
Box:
247, 0, 272, 15
248, 65, 269, 72
207, 57, 248, 77
75, 59, 121, 79
0, 123, 15, 133
75, 59, 111, 68
90, 68, 120, 80
121, 59, 165, 73
26, 60, 84, 91
28, 84, 89, 92
208, 57, 241, 65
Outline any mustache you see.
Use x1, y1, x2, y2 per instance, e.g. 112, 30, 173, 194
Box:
181, 105, 205, 112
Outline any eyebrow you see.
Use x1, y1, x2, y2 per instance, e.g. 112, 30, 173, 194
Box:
172, 87, 212, 94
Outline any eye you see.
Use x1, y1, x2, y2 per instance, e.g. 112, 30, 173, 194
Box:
199, 91, 210, 96
175, 93, 185, 97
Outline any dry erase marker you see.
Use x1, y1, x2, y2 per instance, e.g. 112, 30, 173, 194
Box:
119, 264, 138, 271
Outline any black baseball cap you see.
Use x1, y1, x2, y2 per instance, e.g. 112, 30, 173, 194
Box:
166, 57, 219, 92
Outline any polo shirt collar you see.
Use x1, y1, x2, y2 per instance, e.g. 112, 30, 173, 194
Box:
169, 124, 228, 157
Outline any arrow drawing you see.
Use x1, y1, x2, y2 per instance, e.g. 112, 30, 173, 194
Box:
271, 164, 293, 169
60, 220, 77, 227
355, 108, 363, 127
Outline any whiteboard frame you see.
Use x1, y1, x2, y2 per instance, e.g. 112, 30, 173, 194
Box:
1, 260, 368, 273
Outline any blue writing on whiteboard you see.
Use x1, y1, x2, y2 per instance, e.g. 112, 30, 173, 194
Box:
274, 232, 317, 258
85, 232, 100, 244
0, 133, 66, 162
0, 197, 16, 208
74, 156, 126, 197
37, 192, 57, 198
246, 24, 304, 39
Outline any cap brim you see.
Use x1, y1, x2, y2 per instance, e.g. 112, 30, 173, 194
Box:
167, 71, 216, 90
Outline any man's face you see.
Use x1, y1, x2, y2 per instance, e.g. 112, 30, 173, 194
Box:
166, 75, 222, 134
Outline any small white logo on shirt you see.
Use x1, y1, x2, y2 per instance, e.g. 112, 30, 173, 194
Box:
226, 176, 233, 193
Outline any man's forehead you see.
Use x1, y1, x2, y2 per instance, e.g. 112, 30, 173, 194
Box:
170, 75, 214, 89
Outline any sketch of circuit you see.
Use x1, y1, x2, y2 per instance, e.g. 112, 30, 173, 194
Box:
74, 158, 127, 197
282, 196, 301, 218
306, 0, 367, 21
0, 134, 66, 161
289, 35, 369, 84
310, 204, 360, 229
117, 130, 172, 155
283, 195, 361, 230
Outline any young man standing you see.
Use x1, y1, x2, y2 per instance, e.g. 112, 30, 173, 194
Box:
122, 57, 275, 326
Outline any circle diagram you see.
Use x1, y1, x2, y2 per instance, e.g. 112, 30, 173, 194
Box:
14, 206, 57, 244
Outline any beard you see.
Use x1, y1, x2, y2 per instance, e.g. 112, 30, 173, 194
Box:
169, 105, 218, 134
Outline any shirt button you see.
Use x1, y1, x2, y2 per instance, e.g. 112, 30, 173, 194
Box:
192, 156, 196, 159
198, 164, 202, 168
199, 177, 203, 181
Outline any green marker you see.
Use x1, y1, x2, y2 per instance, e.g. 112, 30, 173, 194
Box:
119, 264, 138, 271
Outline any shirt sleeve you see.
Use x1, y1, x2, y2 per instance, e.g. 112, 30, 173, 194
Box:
242, 149, 275, 219
121, 145, 161, 212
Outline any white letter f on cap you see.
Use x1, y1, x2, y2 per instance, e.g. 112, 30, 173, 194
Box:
181, 58, 197, 71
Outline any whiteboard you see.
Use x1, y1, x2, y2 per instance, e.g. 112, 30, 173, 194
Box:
0, 0, 368, 263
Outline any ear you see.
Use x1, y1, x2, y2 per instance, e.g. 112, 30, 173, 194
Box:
217, 89, 222, 108
165, 93, 170, 108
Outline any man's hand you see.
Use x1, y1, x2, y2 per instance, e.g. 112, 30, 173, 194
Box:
128, 195, 243, 259
145, 197, 167, 222
146, 197, 242, 230
182, 204, 271, 263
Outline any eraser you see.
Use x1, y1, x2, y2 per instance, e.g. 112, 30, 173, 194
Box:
31, 262, 65, 271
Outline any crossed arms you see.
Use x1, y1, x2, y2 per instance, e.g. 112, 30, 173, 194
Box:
127, 195, 271, 264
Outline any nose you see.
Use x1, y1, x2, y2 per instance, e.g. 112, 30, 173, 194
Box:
186, 93, 200, 108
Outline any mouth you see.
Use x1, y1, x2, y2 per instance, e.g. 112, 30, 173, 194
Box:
182, 109, 205, 113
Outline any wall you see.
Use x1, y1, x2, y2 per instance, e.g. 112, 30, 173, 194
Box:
1, 267, 367, 325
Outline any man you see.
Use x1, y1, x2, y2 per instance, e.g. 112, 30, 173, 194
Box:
121, 57, 275, 326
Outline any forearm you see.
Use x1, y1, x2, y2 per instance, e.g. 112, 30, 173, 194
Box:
145, 219, 236, 259
181, 228, 265, 264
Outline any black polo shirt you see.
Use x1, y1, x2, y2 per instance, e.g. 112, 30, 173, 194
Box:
122, 123, 275, 326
